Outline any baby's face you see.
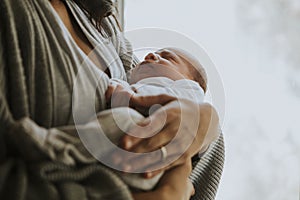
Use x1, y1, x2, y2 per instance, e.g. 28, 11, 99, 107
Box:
129, 49, 193, 84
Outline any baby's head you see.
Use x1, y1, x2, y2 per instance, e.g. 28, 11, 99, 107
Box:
129, 48, 207, 92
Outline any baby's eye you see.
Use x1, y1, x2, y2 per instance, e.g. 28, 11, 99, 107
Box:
158, 51, 177, 61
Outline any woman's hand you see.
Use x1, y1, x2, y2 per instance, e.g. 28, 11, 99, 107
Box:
114, 94, 219, 177
132, 162, 195, 200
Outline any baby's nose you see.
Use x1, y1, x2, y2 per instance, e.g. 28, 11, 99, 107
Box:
144, 52, 159, 61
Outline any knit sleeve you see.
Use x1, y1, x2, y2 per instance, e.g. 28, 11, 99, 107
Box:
101, 15, 139, 73
0, 38, 133, 199
0, 36, 133, 200
0, 1, 134, 199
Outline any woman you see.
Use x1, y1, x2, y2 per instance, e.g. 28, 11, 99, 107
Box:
0, 0, 224, 199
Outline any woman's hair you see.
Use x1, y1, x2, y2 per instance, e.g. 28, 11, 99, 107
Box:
72, 0, 117, 31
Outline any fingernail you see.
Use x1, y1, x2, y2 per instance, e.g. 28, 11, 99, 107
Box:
145, 172, 152, 178
123, 164, 132, 172
124, 140, 132, 149
142, 118, 151, 125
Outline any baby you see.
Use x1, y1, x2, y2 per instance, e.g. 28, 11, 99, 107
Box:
107, 47, 207, 110
97, 48, 214, 191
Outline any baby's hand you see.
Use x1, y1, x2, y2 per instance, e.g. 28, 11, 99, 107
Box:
105, 82, 135, 108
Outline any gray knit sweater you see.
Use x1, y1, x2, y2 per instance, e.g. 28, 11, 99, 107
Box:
0, 0, 224, 199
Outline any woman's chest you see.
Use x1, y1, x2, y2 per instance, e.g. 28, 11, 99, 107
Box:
50, 0, 108, 73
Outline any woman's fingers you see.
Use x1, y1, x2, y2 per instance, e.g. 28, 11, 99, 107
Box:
143, 156, 182, 179
143, 169, 164, 179
116, 101, 196, 172
119, 121, 163, 150
120, 105, 169, 149
113, 100, 203, 174
128, 125, 172, 153
120, 139, 190, 173
121, 100, 182, 151
129, 94, 176, 108
188, 179, 195, 197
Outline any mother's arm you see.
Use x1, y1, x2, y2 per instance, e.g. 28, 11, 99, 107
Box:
116, 96, 220, 175
133, 162, 195, 200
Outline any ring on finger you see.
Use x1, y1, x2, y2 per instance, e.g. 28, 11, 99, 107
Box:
160, 146, 168, 161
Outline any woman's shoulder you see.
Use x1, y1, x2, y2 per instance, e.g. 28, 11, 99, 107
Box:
101, 15, 121, 38
101, 16, 136, 73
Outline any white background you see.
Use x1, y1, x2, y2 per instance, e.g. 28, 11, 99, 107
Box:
124, 0, 300, 199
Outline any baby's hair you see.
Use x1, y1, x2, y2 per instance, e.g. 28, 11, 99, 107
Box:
189, 64, 207, 93
166, 48, 208, 93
